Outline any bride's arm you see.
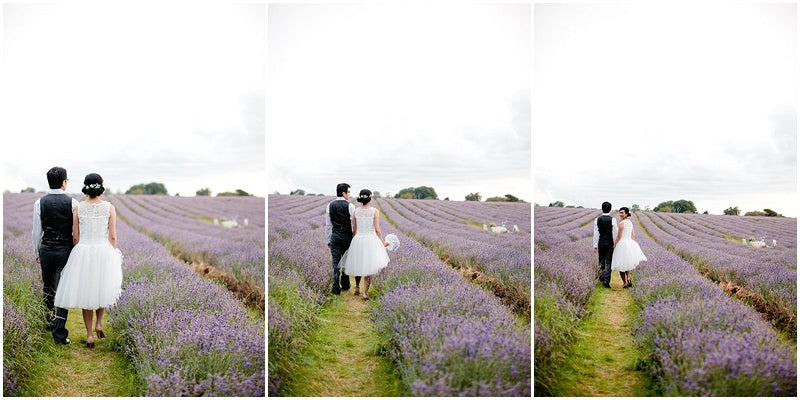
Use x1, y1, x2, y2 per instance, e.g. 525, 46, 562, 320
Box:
373, 209, 388, 247
108, 205, 118, 249
614, 223, 623, 247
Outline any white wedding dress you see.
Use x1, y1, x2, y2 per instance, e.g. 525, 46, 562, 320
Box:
611, 219, 647, 272
54, 200, 123, 310
340, 207, 389, 276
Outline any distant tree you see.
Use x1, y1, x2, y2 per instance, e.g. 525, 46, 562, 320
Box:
21, 187, 36, 193
126, 182, 168, 195
504, 194, 523, 202
486, 196, 505, 202
196, 188, 212, 196
290, 189, 306, 196
655, 199, 696, 213
217, 189, 253, 197
723, 206, 740, 216
548, 201, 565, 207
444, 197, 450, 201
745, 210, 767, 216
465, 192, 482, 201
373, 191, 381, 198
703, 211, 709, 215
763, 209, 781, 217
631, 204, 641, 212
394, 186, 438, 200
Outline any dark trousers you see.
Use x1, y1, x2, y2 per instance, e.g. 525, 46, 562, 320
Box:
329, 233, 352, 294
597, 242, 614, 286
39, 243, 70, 343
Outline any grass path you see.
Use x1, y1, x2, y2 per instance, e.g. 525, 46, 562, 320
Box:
283, 276, 406, 396
551, 272, 656, 396
18, 309, 139, 397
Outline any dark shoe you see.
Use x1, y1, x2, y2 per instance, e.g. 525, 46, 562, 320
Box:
96, 330, 105, 339
332, 289, 341, 295
602, 283, 611, 288
86, 341, 94, 349
56, 338, 71, 345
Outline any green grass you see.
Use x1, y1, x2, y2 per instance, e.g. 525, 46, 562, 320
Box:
17, 309, 141, 397
282, 277, 407, 397
549, 273, 658, 397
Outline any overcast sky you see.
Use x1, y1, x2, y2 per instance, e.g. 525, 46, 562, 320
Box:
534, 3, 797, 217
1, 3, 265, 197
267, 3, 531, 201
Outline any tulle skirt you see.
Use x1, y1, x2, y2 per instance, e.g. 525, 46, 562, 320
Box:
340, 233, 389, 276
54, 242, 123, 310
611, 239, 647, 272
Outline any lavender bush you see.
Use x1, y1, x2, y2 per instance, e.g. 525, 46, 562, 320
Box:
630, 214, 796, 396
532, 205, 597, 394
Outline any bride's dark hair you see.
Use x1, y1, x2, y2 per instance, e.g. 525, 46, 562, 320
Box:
620, 207, 631, 217
82, 173, 105, 197
356, 189, 372, 205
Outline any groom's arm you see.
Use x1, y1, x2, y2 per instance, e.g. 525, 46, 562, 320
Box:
591, 218, 599, 251
324, 203, 332, 246
32, 199, 42, 260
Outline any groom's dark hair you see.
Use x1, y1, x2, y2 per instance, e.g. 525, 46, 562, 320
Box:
602, 202, 612, 213
46, 167, 68, 189
336, 183, 350, 197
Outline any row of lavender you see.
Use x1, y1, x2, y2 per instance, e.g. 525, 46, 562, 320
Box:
628, 213, 796, 395
3, 194, 50, 395
378, 198, 531, 312
2, 193, 265, 396
267, 195, 531, 396
532, 206, 597, 394
109, 195, 265, 298
267, 195, 332, 394
638, 211, 797, 335
650, 211, 796, 268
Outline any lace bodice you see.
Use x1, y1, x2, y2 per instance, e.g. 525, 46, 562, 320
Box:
619, 219, 633, 241
354, 207, 376, 237
78, 200, 111, 245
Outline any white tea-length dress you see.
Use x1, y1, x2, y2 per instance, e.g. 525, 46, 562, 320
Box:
54, 200, 123, 309
611, 219, 647, 272
340, 207, 389, 276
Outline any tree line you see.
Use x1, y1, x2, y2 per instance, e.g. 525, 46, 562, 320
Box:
283, 186, 525, 202
545, 199, 783, 217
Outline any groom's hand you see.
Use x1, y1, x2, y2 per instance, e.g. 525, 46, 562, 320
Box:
592, 247, 597, 253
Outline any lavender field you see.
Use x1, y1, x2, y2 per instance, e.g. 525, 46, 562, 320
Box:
3, 193, 265, 396
268, 194, 531, 396
534, 206, 797, 396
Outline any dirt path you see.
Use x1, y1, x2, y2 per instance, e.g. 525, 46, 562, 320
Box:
284, 277, 405, 396
20, 309, 138, 396
551, 273, 654, 396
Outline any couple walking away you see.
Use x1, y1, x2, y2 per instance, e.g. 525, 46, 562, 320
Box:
33, 167, 123, 348
325, 183, 393, 300
592, 201, 647, 289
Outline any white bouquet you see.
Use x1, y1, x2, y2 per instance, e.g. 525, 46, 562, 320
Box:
385, 234, 400, 252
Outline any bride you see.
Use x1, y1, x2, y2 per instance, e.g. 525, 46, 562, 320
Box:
54, 173, 123, 348
611, 206, 647, 288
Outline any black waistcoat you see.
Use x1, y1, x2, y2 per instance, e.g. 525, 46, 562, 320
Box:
41, 194, 73, 247
329, 199, 352, 236
597, 215, 613, 245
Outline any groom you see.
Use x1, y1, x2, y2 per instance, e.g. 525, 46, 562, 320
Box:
325, 183, 354, 295
592, 201, 618, 289
32, 166, 78, 344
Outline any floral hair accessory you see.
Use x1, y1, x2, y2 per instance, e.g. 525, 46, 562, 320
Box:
84, 183, 103, 190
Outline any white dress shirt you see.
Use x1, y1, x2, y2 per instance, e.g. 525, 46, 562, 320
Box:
325, 197, 356, 244
32, 189, 80, 258
592, 213, 618, 249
